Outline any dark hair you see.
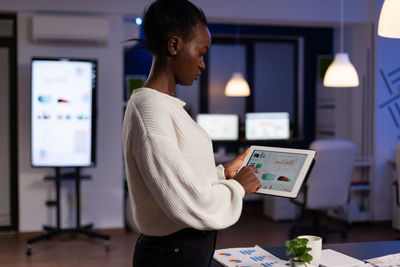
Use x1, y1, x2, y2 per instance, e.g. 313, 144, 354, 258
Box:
129, 0, 207, 55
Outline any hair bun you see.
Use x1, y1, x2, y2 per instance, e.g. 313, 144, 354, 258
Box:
157, 0, 186, 3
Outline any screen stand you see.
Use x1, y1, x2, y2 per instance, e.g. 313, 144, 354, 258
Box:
26, 167, 110, 255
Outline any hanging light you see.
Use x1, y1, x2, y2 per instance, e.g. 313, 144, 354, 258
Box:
225, 72, 250, 97
225, 25, 250, 97
323, 53, 359, 87
323, 0, 359, 87
378, 0, 400, 38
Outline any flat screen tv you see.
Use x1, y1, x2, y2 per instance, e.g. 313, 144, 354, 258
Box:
196, 114, 239, 141
245, 112, 290, 140
31, 57, 97, 167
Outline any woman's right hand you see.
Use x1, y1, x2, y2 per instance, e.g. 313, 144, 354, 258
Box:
232, 166, 261, 195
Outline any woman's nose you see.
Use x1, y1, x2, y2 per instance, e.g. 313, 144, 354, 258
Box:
199, 58, 205, 70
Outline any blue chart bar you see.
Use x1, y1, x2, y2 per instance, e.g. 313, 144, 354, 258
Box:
261, 262, 278, 267
240, 249, 256, 255
250, 256, 267, 261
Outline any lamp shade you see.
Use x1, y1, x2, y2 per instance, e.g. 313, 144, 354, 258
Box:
323, 53, 359, 87
378, 0, 400, 38
224, 72, 250, 97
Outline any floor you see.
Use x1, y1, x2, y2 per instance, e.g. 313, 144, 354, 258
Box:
1, 203, 399, 267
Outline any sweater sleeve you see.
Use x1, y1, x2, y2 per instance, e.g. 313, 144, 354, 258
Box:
133, 132, 245, 230
216, 164, 226, 180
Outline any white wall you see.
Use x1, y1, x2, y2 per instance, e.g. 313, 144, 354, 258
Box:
17, 12, 125, 231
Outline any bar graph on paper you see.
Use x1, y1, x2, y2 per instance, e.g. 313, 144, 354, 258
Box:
213, 245, 288, 267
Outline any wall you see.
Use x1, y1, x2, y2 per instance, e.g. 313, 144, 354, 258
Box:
17, 12, 125, 231
0, 0, 368, 26
374, 0, 400, 221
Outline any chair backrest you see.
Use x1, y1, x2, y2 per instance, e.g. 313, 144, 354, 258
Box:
306, 139, 356, 209
395, 142, 400, 205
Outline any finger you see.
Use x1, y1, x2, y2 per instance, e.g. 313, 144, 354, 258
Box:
247, 166, 260, 174
237, 147, 250, 159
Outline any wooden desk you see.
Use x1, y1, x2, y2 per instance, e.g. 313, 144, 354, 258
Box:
212, 240, 400, 266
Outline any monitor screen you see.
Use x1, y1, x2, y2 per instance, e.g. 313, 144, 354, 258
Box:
245, 112, 290, 140
196, 114, 239, 141
31, 57, 97, 167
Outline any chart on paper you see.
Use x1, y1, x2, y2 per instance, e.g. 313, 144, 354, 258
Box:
213, 245, 288, 267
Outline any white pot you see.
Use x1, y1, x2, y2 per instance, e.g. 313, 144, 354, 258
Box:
289, 260, 310, 267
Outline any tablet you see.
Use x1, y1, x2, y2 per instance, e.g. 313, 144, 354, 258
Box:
242, 145, 316, 198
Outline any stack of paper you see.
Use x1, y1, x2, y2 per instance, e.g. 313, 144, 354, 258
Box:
320, 249, 370, 267
366, 252, 400, 266
213, 245, 288, 267
214, 246, 400, 267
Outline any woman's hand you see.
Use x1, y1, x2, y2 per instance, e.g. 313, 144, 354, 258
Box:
233, 166, 261, 195
223, 147, 250, 179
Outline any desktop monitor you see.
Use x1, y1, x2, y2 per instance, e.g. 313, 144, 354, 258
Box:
31, 57, 97, 167
245, 112, 290, 140
196, 114, 239, 141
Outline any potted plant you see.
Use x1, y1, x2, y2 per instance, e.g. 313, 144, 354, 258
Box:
285, 237, 313, 267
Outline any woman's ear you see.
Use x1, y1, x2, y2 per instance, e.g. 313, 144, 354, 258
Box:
167, 35, 182, 56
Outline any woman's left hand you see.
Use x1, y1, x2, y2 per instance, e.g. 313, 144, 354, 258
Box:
223, 147, 250, 179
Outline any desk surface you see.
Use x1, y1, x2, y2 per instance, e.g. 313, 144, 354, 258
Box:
212, 240, 400, 266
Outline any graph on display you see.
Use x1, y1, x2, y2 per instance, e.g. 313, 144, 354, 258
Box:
247, 150, 307, 192
31, 58, 97, 167
379, 66, 400, 139
245, 112, 290, 140
196, 114, 239, 141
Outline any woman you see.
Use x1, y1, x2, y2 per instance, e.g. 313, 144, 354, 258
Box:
122, 0, 261, 266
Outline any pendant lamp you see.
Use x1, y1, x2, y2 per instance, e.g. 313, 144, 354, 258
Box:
225, 25, 250, 97
225, 72, 250, 97
378, 0, 400, 38
323, 0, 359, 87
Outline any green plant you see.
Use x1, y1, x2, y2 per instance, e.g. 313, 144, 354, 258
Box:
285, 238, 313, 263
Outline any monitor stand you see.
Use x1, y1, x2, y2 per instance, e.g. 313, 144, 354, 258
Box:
26, 167, 110, 255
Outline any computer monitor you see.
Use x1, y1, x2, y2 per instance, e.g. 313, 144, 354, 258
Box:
31, 57, 97, 167
196, 114, 239, 141
245, 112, 290, 140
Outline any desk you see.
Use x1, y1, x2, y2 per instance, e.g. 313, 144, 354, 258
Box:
212, 240, 400, 266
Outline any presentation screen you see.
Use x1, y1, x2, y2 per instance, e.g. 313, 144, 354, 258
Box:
196, 114, 239, 141
245, 112, 290, 140
31, 57, 97, 167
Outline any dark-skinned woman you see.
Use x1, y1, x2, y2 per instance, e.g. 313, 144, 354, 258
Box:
122, 0, 261, 266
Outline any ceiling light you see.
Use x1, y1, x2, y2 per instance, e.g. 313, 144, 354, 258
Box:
378, 0, 400, 38
225, 72, 250, 97
323, 0, 359, 87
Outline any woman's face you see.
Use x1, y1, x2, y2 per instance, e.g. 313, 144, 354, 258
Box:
173, 24, 211, 86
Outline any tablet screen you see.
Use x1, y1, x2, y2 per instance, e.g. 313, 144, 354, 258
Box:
246, 149, 308, 193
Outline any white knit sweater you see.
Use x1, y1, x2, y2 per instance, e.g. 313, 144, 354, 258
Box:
122, 87, 245, 236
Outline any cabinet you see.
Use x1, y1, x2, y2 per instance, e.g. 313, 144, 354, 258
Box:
315, 58, 374, 223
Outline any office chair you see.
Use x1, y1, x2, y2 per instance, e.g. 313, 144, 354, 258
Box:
392, 142, 400, 233
289, 139, 356, 240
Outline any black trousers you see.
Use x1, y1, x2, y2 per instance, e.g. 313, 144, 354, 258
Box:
132, 228, 217, 267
